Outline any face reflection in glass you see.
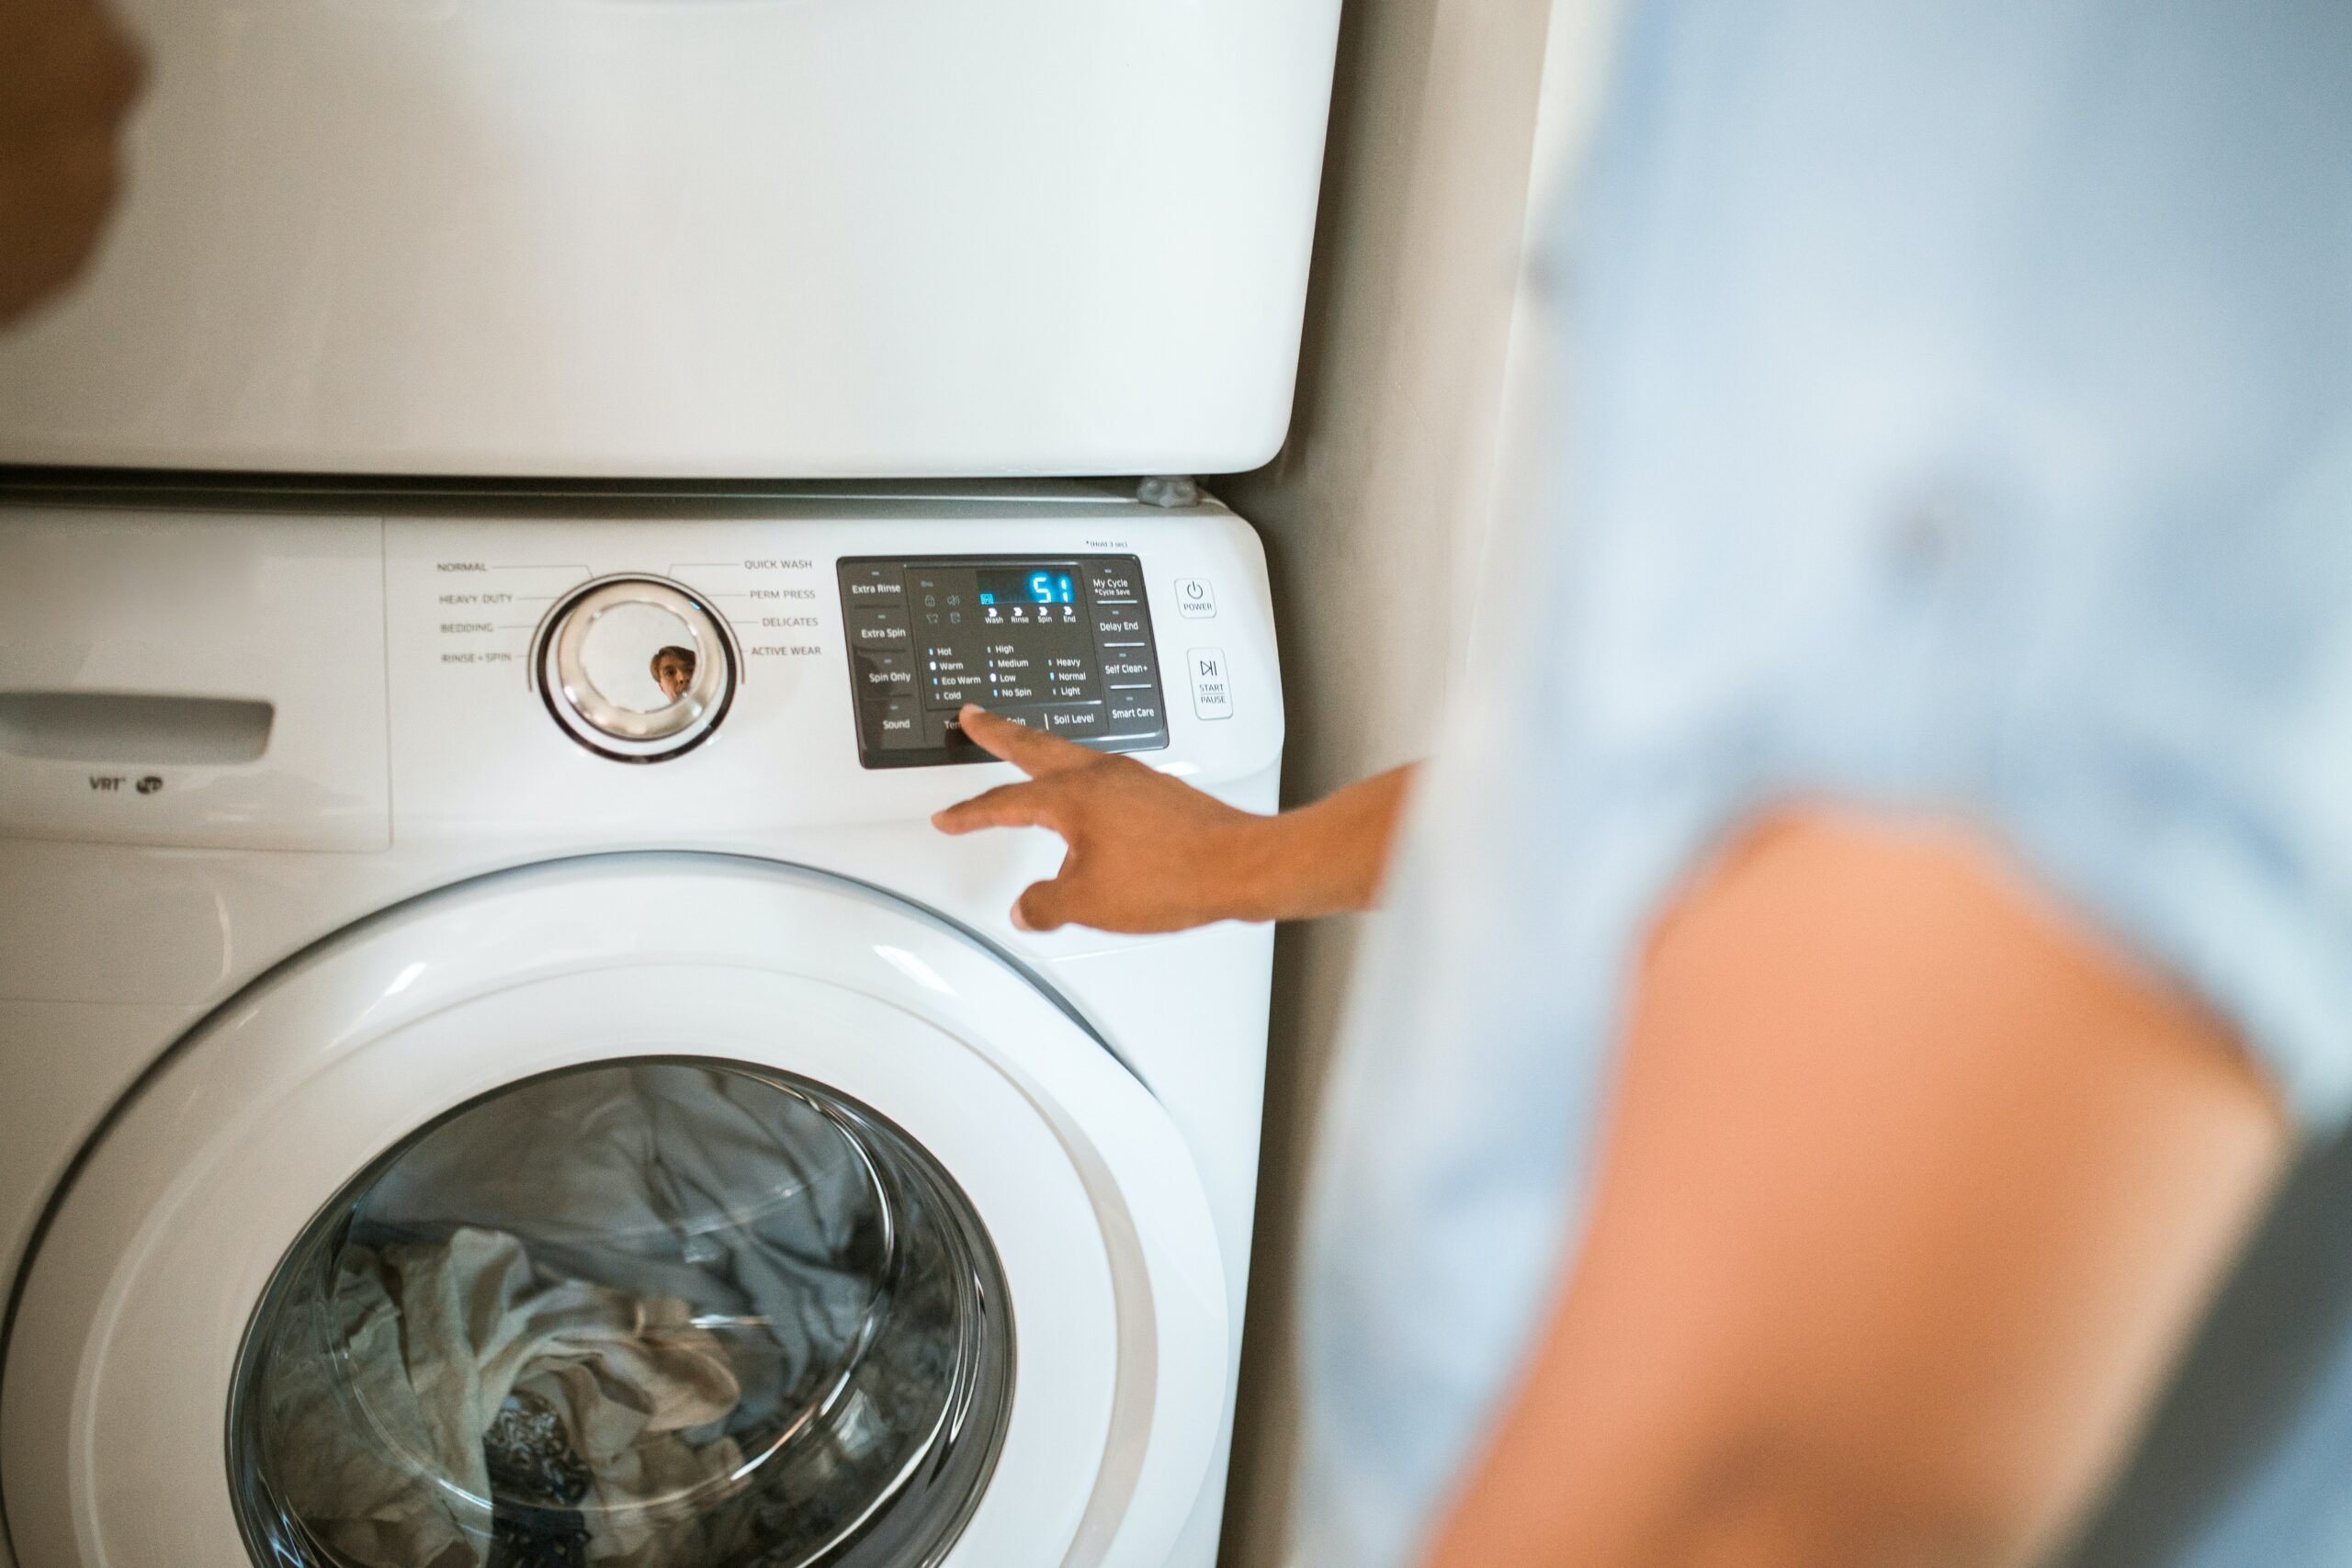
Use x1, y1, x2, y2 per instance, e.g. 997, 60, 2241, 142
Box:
650, 646, 697, 705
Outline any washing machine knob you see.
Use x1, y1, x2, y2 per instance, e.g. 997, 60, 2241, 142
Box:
537, 577, 735, 761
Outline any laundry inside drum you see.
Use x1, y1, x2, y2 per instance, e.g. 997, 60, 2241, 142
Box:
228, 1061, 1014, 1568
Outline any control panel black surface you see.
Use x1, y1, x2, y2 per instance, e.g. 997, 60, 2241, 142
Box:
839, 556, 1170, 768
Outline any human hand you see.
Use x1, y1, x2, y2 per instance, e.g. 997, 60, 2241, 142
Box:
0, 0, 142, 326
930, 705, 1277, 933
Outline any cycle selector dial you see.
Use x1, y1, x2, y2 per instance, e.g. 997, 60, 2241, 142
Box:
538, 577, 735, 761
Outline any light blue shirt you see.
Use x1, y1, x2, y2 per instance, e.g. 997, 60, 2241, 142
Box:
1292, 4, 2352, 1564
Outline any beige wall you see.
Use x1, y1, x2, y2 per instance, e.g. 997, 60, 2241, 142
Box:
1212, 2, 1616, 1562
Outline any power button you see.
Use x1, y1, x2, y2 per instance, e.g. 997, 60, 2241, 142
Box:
1173, 577, 1216, 618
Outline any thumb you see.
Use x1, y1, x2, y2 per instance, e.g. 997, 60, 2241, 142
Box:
1012, 875, 1072, 933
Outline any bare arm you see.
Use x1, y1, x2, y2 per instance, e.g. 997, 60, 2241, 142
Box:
931, 704, 1415, 932
1424, 810, 2288, 1568
0, 0, 141, 325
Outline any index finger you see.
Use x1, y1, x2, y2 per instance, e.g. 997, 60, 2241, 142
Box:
956, 705, 1097, 777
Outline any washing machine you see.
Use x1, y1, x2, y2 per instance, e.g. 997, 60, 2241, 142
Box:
0, 480, 1283, 1568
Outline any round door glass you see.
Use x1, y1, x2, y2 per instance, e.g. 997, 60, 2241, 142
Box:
229, 1062, 1014, 1568
579, 601, 699, 715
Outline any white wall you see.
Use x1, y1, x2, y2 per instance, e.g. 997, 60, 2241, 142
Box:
1213, 2, 1619, 1562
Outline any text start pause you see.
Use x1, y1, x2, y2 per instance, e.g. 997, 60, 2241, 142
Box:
1188, 649, 1233, 721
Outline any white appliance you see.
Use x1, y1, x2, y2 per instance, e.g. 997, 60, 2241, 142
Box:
0, 1, 1341, 478
0, 486, 1283, 1568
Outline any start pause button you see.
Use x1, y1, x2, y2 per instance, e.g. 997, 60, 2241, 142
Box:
1188, 649, 1233, 720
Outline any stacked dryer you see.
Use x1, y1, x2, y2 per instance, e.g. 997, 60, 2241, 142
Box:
0, 7, 1339, 1568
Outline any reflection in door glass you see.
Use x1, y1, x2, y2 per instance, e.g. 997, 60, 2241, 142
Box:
229, 1062, 1012, 1568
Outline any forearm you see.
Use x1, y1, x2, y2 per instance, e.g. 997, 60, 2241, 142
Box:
1228, 764, 1417, 923
1423, 810, 2286, 1568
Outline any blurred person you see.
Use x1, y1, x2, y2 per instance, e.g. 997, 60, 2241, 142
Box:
935, 3, 2352, 1565
650, 644, 696, 705
0, 0, 140, 325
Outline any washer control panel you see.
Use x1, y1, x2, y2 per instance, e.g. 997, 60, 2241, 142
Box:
839, 555, 1170, 768
537, 576, 737, 761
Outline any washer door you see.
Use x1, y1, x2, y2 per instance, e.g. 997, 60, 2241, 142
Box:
1, 856, 1226, 1568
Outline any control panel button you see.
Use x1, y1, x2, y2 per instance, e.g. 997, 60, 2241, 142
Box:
847, 604, 913, 651
840, 562, 906, 605
871, 697, 925, 748
840, 554, 1170, 768
854, 650, 916, 698
1187, 648, 1234, 721
1107, 694, 1165, 733
1174, 577, 1216, 618
538, 576, 734, 761
1084, 564, 1139, 602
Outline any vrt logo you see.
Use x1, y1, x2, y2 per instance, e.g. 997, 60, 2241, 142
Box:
135, 775, 164, 795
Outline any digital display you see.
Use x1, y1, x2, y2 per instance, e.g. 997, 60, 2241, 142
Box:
976, 568, 1076, 606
